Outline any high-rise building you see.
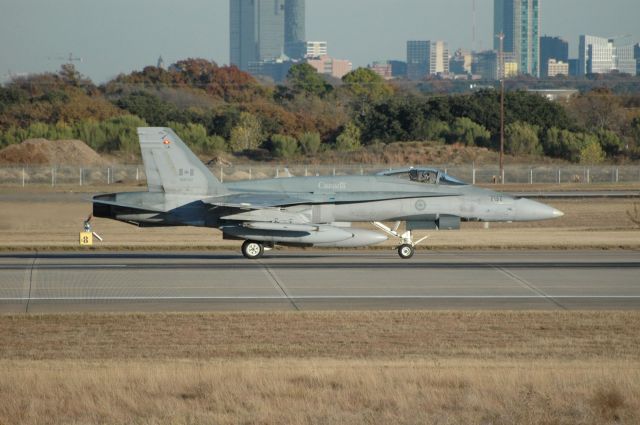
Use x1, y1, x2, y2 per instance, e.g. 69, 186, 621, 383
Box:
473, 50, 517, 80
230, 0, 285, 71
579, 36, 640, 76
494, 0, 540, 76
540, 36, 568, 78
407, 41, 429, 80
406, 40, 449, 80
428, 41, 450, 75
284, 0, 306, 59
230, 0, 306, 71
472, 51, 498, 80
578, 35, 614, 75
615, 44, 638, 75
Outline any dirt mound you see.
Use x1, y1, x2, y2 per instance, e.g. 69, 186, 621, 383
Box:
0, 139, 108, 166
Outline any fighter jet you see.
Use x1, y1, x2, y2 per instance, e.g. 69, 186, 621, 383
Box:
92, 128, 564, 259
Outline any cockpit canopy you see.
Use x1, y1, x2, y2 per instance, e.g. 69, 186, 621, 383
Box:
376, 167, 468, 186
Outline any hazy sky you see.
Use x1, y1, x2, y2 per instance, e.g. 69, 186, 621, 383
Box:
1, 0, 639, 83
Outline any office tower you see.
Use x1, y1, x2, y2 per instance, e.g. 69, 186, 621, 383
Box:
473, 51, 499, 80
428, 41, 450, 75
406, 40, 449, 80
540, 36, 568, 77
473, 50, 517, 80
578, 35, 614, 75
615, 44, 638, 75
407, 41, 429, 80
230, 0, 285, 71
494, 0, 540, 76
284, 0, 306, 59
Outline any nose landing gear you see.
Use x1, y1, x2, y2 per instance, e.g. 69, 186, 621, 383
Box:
397, 244, 415, 259
372, 222, 429, 260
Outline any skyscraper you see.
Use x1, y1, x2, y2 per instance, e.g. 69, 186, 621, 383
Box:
494, 0, 540, 77
407, 41, 429, 80
615, 44, 639, 75
540, 36, 568, 78
230, 0, 286, 71
578, 35, 614, 75
406, 40, 449, 80
284, 0, 306, 59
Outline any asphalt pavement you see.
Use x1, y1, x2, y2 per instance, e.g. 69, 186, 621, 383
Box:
0, 250, 638, 313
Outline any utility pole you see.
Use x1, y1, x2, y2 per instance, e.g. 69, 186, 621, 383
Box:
497, 32, 505, 184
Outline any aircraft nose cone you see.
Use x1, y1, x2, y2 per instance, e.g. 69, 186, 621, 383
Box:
514, 199, 564, 221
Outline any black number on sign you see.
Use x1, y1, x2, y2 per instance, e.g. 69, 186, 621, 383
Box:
83, 236, 89, 243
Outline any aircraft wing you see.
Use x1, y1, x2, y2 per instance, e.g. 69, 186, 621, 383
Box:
205, 191, 460, 210
203, 193, 313, 209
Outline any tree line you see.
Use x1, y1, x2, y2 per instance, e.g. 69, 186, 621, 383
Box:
1, 60, 639, 164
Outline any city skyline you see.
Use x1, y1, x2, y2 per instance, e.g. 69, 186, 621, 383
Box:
1, 0, 639, 83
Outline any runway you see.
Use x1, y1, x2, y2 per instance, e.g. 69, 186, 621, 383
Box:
0, 250, 639, 312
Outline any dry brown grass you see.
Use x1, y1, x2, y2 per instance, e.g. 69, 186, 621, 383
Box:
1, 359, 638, 425
1, 311, 639, 425
1, 311, 639, 361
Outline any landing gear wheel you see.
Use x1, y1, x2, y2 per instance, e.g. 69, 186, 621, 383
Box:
242, 240, 264, 259
397, 244, 415, 259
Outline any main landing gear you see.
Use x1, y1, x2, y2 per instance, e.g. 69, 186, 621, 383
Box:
372, 222, 429, 260
241, 241, 275, 259
241, 240, 264, 259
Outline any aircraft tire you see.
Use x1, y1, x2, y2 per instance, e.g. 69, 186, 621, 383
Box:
242, 240, 264, 259
397, 244, 415, 259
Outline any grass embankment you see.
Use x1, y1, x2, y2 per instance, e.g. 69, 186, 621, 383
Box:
1, 311, 639, 424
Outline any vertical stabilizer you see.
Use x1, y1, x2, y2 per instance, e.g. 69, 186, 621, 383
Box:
137, 127, 228, 196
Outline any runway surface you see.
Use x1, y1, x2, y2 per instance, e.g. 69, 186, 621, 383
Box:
0, 250, 639, 312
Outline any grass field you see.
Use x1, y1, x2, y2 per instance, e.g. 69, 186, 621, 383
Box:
1, 311, 639, 424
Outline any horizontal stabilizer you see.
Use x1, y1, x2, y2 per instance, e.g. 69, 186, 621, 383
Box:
92, 196, 166, 213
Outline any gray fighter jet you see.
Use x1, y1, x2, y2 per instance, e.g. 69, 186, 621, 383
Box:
92, 128, 564, 259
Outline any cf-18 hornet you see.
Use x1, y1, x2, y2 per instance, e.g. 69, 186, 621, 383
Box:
92, 128, 564, 259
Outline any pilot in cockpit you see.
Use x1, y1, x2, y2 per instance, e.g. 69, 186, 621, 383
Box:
409, 169, 438, 184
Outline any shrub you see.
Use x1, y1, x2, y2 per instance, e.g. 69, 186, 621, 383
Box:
505, 121, 542, 156
271, 134, 298, 158
449, 117, 491, 146
335, 122, 362, 152
299, 132, 322, 155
